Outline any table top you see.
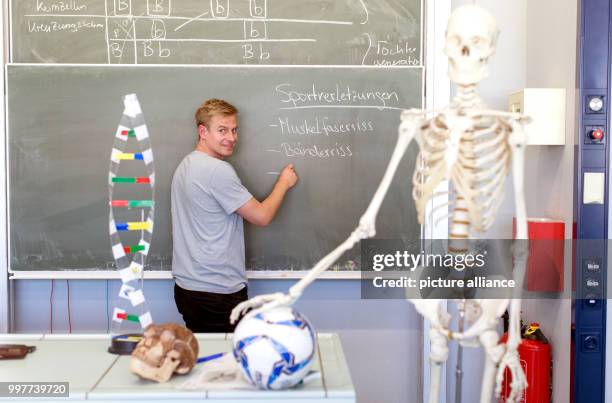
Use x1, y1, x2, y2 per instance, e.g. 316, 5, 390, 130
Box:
0, 333, 355, 402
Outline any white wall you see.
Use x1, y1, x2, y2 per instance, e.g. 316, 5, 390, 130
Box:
522, 1, 578, 402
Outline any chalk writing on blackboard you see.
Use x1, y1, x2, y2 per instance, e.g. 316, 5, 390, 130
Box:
275, 83, 400, 110
16, 0, 422, 65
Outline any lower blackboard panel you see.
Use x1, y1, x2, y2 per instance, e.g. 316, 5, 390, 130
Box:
8, 64, 422, 274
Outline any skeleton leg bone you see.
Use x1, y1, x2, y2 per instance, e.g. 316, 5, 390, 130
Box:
428, 326, 450, 403
409, 299, 451, 403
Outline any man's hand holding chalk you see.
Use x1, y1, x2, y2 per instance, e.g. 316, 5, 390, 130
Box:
278, 163, 298, 189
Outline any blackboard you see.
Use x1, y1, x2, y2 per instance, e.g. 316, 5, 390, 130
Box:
12, 0, 421, 65
7, 65, 422, 272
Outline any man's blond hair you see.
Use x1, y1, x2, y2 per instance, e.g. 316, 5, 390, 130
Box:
195, 99, 238, 128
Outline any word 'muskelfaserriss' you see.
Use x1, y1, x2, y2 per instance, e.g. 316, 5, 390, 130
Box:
274, 116, 374, 136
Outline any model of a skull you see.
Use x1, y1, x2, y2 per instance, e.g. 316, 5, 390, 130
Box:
130, 323, 199, 383
444, 4, 499, 85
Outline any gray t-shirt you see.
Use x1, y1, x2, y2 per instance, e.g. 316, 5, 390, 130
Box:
171, 151, 253, 293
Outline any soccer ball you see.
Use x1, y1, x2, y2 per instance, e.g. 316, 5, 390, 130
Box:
232, 306, 316, 390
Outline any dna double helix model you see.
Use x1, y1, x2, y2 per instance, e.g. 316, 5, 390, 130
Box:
108, 94, 155, 333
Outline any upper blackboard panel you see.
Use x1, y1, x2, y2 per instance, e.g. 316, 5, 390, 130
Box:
12, 0, 421, 65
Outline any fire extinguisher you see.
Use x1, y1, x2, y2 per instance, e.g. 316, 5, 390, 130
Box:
499, 323, 552, 403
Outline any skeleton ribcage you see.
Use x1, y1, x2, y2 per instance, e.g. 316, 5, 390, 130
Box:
412, 116, 512, 234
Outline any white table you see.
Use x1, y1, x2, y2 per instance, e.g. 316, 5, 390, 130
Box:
0, 333, 355, 402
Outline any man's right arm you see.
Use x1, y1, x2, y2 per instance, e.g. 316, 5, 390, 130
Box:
237, 164, 298, 227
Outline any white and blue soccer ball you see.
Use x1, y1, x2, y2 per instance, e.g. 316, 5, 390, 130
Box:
232, 306, 316, 390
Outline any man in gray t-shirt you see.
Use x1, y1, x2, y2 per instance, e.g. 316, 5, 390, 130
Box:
171, 99, 297, 333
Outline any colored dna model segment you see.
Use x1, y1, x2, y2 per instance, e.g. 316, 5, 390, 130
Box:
108, 94, 155, 333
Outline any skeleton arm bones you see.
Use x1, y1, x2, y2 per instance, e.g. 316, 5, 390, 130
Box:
494, 119, 529, 401
230, 109, 425, 324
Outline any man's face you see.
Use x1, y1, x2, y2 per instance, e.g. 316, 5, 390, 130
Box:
199, 114, 238, 159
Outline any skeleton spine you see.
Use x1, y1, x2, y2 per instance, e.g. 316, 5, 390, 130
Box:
449, 196, 469, 253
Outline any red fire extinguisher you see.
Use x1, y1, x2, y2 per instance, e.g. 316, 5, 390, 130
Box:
499, 323, 552, 403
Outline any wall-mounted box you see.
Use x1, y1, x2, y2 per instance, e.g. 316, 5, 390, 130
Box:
508, 88, 566, 145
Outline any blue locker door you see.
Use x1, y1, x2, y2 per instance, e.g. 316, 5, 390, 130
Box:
575, 0, 610, 402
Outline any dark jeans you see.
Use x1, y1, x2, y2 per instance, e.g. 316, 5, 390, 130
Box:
174, 283, 248, 333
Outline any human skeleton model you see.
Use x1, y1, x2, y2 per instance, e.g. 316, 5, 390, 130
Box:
231, 5, 529, 402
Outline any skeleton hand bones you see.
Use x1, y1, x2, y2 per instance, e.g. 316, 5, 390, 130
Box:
494, 345, 527, 402
230, 290, 300, 324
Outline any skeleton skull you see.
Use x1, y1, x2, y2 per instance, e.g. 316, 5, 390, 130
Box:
130, 323, 199, 383
444, 5, 499, 85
